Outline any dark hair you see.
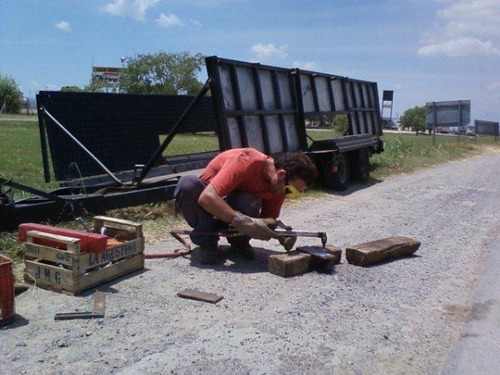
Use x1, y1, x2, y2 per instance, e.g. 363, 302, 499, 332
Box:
274, 152, 318, 187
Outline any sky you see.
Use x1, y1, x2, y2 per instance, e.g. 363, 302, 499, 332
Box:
1, 0, 499, 122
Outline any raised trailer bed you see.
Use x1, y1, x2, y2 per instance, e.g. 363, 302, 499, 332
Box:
1, 56, 384, 230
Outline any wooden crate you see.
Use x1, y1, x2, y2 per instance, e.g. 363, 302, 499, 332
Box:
23, 216, 144, 295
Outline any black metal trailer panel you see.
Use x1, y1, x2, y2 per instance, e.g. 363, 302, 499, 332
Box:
36, 91, 216, 182
205, 56, 383, 157
206, 56, 307, 155
296, 70, 382, 137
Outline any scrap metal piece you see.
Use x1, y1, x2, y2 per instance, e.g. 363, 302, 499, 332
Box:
54, 292, 106, 320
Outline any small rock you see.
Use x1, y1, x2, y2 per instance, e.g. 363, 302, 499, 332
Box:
57, 339, 69, 348
16, 342, 27, 347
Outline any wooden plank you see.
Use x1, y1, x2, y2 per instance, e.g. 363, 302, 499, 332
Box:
346, 236, 421, 266
24, 260, 74, 291
27, 230, 80, 253
79, 238, 144, 270
24, 243, 75, 267
93, 216, 143, 239
268, 251, 312, 277
78, 255, 144, 292
93, 292, 106, 316
178, 289, 223, 304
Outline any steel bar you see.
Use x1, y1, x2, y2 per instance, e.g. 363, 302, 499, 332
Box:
40, 107, 125, 186
136, 79, 212, 185
0, 177, 67, 203
171, 228, 327, 240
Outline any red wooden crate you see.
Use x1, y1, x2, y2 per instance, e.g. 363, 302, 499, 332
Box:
0, 254, 15, 326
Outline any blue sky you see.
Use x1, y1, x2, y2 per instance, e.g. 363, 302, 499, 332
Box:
1, 0, 499, 122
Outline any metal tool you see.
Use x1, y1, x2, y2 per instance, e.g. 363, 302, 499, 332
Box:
170, 228, 327, 250
54, 292, 106, 320
75, 216, 91, 232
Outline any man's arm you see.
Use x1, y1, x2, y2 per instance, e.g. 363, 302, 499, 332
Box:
198, 183, 276, 241
197, 183, 235, 223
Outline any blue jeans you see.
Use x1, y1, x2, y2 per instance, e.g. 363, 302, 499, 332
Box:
174, 175, 261, 248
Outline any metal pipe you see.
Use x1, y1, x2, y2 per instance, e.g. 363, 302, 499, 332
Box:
40, 107, 125, 186
0, 177, 67, 203
171, 228, 327, 243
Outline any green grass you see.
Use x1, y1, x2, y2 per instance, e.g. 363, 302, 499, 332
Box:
307, 130, 500, 179
160, 132, 219, 156
0, 120, 53, 192
1, 115, 499, 277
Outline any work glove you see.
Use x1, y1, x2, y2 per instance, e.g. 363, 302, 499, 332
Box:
273, 220, 296, 251
230, 211, 277, 241
279, 236, 297, 251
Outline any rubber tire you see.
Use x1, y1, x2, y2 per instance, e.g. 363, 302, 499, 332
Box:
322, 152, 350, 191
353, 149, 370, 183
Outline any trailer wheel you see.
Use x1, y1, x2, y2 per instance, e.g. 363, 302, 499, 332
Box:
322, 152, 350, 191
353, 149, 370, 183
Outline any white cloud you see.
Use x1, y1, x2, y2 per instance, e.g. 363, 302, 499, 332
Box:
418, 37, 500, 56
292, 61, 319, 70
103, 0, 159, 21
55, 21, 71, 32
486, 81, 500, 91
419, 0, 500, 57
250, 43, 288, 61
156, 13, 183, 28
190, 18, 202, 27
439, 0, 500, 37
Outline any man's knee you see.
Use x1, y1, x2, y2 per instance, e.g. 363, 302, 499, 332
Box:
174, 175, 204, 200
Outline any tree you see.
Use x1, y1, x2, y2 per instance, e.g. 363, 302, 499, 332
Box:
119, 51, 204, 95
332, 114, 349, 135
0, 75, 22, 114
399, 106, 426, 133
61, 86, 83, 92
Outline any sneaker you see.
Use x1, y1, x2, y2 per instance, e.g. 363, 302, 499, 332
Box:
198, 244, 221, 264
231, 243, 256, 260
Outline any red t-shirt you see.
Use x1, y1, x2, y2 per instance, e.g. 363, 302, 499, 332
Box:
199, 148, 285, 218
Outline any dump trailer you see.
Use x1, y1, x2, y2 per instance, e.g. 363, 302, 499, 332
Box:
0, 56, 383, 231
205, 56, 383, 191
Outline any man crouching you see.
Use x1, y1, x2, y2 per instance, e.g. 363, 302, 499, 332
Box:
174, 147, 317, 264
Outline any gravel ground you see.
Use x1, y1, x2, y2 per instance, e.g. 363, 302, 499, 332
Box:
1, 152, 499, 375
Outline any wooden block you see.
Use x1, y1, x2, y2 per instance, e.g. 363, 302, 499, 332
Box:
268, 251, 312, 278
346, 236, 421, 267
178, 289, 223, 304
297, 244, 342, 272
